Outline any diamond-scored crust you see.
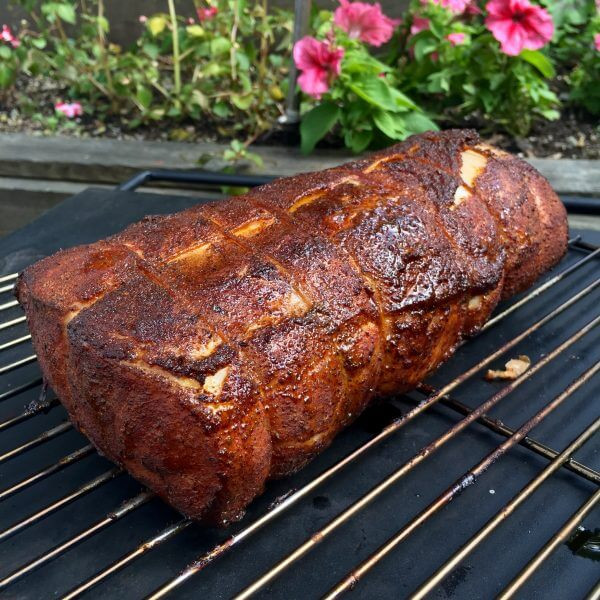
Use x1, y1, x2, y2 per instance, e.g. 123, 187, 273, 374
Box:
15, 130, 568, 524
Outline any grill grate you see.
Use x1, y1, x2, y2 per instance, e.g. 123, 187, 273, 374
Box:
0, 184, 598, 599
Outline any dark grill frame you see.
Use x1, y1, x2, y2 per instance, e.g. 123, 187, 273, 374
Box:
0, 173, 598, 599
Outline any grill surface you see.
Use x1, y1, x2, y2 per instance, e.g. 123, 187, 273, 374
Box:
0, 186, 598, 600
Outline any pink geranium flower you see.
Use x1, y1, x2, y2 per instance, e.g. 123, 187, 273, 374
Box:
55, 102, 83, 119
447, 32, 466, 45
425, 0, 480, 14
595, 33, 600, 52
334, 0, 401, 47
138, 15, 147, 24
1, 25, 20, 48
485, 0, 554, 56
293, 36, 344, 99
410, 17, 430, 36
197, 6, 218, 22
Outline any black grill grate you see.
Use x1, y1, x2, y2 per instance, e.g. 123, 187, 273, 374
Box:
0, 179, 598, 599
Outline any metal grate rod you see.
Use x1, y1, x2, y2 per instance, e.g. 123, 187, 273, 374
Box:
62, 519, 193, 600
0, 377, 42, 402
0, 300, 19, 312
0, 334, 31, 352
0, 397, 59, 432
0, 315, 26, 331
333, 363, 600, 600
0, 444, 94, 502
233, 317, 599, 599
0, 354, 38, 375
0, 491, 154, 590
0, 421, 72, 464
0, 283, 15, 294
0, 467, 122, 543
147, 278, 600, 600
481, 246, 600, 332
586, 580, 600, 600
0, 273, 17, 284
415, 385, 600, 485
498, 485, 600, 599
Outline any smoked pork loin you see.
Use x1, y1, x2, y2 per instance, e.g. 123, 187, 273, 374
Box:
15, 130, 568, 524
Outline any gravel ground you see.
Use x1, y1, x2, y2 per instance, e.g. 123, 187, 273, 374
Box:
1, 74, 598, 159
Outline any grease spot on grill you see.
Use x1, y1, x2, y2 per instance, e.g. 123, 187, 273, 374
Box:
313, 496, 331, 510
441, 565, 471, 597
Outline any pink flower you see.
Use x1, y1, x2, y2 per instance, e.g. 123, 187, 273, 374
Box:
447, 32, 466, 45
55, 101, 83, 119
138, 15, 147, 23
485, 0, 554, 56
187, 17, 195, 25
595, 33, 600, 52
293, 36, 344, 99
425, 0, 480, 13
1, 25, 19, 48
334, 0, 401, 47
197, 6, 218, 22
410, 17, 430, 36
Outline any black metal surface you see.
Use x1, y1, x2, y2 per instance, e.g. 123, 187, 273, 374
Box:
117, 169, 275, 192
0, 186, 598, 599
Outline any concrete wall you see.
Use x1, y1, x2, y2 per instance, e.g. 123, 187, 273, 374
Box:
1, 1, 410, 47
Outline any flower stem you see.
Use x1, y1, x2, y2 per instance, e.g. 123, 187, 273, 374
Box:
97, 0, 115, 101
167, 0, 181, 96
230, 0, 240, 81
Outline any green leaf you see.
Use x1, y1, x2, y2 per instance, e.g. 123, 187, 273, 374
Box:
0, 64, 15, 89
344, 129, 373, 154
235, 52, 250, 71
213, 101, 231, 118
300, 102, 340, 154
56, 3, 76, 24
142, 43, 160, 59
31, 38, 47, 49
349, 78, 399, 112
0, 46, 11, 59
403, 112, 438, 134
186, 25, 205, 38
520, 50, 555, 78
136, 85, 153, 109
231, 94, 253, 110
210, 37, 231, 56
372, 110, 405, 140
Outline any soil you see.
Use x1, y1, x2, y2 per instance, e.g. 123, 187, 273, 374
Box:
1, 74, 598, 159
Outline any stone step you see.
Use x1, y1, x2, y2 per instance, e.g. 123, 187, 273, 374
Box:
2, 133, 598, 195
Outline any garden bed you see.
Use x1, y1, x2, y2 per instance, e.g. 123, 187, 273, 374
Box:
1, 73, 598, 160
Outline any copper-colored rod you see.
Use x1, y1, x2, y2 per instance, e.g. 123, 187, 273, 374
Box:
0, 334, 31, 352
0, 421, 72, 464
407, 369, 600, 599
498, 486, 600, 600
417, 384, 600, 485
0, 467, 122, 543
234, 317, 599, 600
0, 299, 18, 312
0, 377, 42, 402
0, 397, 59, 432
0, 273, 17, 284
0, 491, 154, 590
146, 280, 599, 600
0, 444, 95, 502
0, 353, 37, 375
0, 315, 26, 331
480, 246, 600, 332
62, 519, 193, 600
